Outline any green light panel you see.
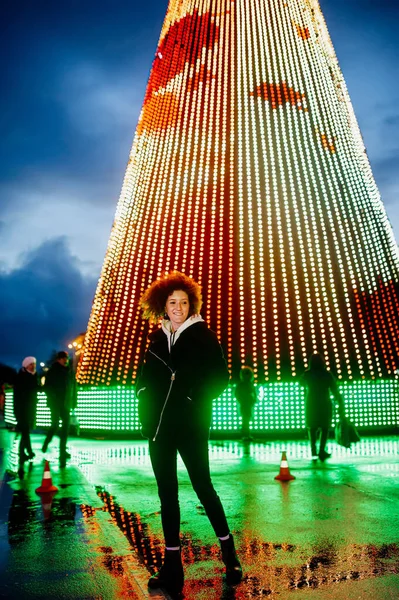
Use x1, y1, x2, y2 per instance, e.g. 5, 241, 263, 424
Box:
5, 391, 53, 427
5, 380, 399, 432
76, 387, 141, 431
4, 391, 15, 426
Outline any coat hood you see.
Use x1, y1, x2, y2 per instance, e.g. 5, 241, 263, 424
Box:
161, 314, 204, 351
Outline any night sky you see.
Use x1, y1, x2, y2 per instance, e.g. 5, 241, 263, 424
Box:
1, 0, 398, 367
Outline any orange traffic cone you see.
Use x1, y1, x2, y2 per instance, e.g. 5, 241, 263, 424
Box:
35, 460, 58, 494
274, 451, 295, 481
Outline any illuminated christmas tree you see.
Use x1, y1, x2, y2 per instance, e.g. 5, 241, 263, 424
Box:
77, 0, 399, 389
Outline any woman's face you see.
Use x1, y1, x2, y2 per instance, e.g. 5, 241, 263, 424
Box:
165, 289, 190, 331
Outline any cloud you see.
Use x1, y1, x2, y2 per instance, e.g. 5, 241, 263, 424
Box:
0, 176, 114, 276
383, 115, 399, 128
57, 62, 144, 137
0, 237, 97, 368
372, 150, 399, 190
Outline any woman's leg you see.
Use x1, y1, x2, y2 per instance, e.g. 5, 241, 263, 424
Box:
240, 405, 251, 438
179, 436, 242, 584
18, 422, 30, 464
148, 438, 180, 547
308, 428, 318, 457
59, 407, 70, 462
319, 428, 331, 460
178, 436, 229, 537
42, 406, 60, 452
148, 438, 184, 593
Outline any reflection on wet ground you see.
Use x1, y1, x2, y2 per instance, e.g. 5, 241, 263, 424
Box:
74, 437, 399, 597
1, 469, 142, 599
2, 433, 399, 598
5, 484, 80, 544
81, 487, 399, 599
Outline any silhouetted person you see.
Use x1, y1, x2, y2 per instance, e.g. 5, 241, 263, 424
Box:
136, 271, 242, 597
13, 357, 38, 474
234, 366, 257, 441
300, 353, 344, 461
42, 351, 74, 466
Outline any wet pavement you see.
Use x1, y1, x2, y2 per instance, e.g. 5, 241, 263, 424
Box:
1, 424, 398, 599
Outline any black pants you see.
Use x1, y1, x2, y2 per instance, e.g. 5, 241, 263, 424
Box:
239, 403, 254, 437
149, 435, 230, 547
17, 421, 33, 464
43, 405, 70, 455
308, 427, 329, 455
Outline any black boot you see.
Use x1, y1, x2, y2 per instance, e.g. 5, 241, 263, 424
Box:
220, 534, 243, 584
148, 548, 184, 595
318, 449, 331, 462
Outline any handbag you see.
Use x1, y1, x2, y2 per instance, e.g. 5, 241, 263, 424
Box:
335, 416, 360, 448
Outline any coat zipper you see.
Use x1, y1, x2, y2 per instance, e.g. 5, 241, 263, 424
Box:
149, 349, 176, 441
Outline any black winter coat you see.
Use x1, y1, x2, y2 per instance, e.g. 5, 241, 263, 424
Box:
136, 321, 229, 440
45, 362, 74, 409
300, 368, 343, 429
13, 368, 39, 426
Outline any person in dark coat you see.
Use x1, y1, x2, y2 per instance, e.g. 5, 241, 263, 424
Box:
42, 351, 74, 466
234, 366, 257, 441
13, 357, 39, 470
300, 353, 344, 461
136, 271, 242, 596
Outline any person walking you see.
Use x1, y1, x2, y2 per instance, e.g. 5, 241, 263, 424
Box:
136, 271, 242, 597
13, 357, 39, 475
300, 352, 344, 461
234, 366, 257, 441
42, 351, 74, 466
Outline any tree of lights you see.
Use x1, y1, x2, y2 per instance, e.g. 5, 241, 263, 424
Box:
68, 0, 399, 433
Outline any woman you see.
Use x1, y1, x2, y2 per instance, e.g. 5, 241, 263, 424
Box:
136, 271, 242, 596
300, 353, 344, 461
13, 357, 38, 474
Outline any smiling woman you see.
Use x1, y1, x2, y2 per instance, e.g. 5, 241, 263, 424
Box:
135, 270, 242, 595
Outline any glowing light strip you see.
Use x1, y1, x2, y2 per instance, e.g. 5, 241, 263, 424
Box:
226, 0, 235, 371
243, 0, 260, 375
236, 0, 246, 370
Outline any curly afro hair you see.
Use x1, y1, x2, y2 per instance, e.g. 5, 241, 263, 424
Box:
139, 271, 203, 322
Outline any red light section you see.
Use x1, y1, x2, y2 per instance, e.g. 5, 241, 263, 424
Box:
145, 10, 219, 102
250, 81, 307, 111
354, 279, 399, 374
294, 23, 311, 40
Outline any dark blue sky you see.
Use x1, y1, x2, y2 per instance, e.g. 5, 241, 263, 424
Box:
0, 0, 398, 367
